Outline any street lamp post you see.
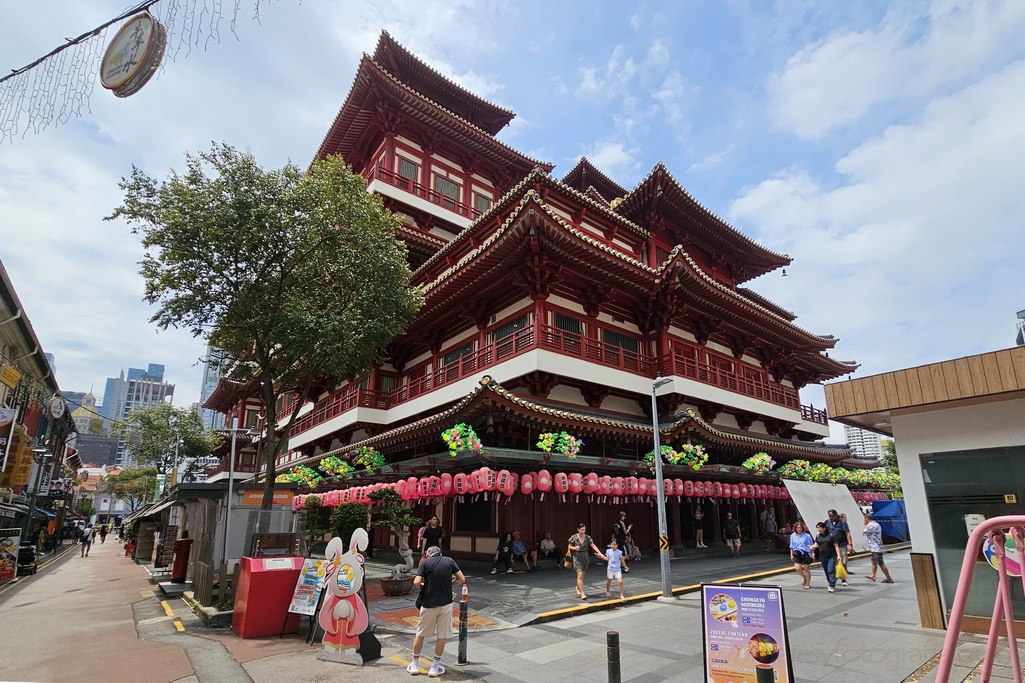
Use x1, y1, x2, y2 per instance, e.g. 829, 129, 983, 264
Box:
650, 377, 674, 600
23, 447, 53, 541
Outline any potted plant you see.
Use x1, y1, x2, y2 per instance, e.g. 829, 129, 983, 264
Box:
368, 488, 423, 596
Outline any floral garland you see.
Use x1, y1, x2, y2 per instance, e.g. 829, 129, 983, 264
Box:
352, 446, 385, 471
441, 423, 483, 457
644, 443, 707, 470
776, 459, 812, 480
275, 465, 323, 489
318, 456, 354, 479
536, 431, 584, 459
741, 452, 776, 475
775, 459, 902, 491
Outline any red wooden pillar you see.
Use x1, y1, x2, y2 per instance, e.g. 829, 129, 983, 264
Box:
385, 133, 395, 175
670, 497, 682, 547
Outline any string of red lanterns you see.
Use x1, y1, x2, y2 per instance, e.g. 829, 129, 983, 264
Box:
291, 466, 891, 510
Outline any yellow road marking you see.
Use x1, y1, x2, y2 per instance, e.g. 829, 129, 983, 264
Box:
160, 600, 174, 617
172, 618, 185, 632
390, 655, 427, 673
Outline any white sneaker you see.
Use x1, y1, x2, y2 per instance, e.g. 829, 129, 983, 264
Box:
841, 580, 848, 587
828, 587, 836, 593
506, 568, 514, 574
407, 661, 420, 675
490, 568, 497, 574
428, 663, 445, 677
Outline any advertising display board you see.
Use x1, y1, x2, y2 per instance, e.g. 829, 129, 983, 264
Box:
288, 557, 331, 616
0, 528, 20, 583
702, 584, 794, 683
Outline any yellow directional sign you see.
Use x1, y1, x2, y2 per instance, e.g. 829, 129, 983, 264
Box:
659, 536, 669, 551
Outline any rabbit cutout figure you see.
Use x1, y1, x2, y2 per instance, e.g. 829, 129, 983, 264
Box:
317, 529, 370, 665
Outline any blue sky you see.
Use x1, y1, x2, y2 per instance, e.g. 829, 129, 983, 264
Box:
1, 1, 1023, 442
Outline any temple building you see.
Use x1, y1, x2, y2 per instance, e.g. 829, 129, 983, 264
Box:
205, 32, 862, 558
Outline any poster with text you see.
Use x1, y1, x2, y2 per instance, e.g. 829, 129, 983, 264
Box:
702, 584, 794, 683
288, 557, 330, 615
1, 528, 21, 583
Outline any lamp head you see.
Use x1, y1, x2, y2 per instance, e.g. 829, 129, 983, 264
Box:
653, 377, 672, 390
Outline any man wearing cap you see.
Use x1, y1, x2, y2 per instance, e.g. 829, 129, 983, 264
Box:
409, 546, 465, 677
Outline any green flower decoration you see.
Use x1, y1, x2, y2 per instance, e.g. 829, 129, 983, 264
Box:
536, 431, 584, 459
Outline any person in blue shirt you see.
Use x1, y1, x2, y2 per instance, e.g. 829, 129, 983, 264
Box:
511, 531, 534, 571
604, 538, 630, 601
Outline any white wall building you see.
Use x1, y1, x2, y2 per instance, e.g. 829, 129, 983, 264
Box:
842, 424, 884, 461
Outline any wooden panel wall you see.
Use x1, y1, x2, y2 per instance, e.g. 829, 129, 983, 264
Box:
825, 346, 1025, 417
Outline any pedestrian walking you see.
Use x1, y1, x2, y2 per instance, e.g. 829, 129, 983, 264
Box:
99, 525, 108, 544
694, 506, 707, 548
788, 520, 814, 589
409, 546, 465, 677
723, 512, 742, 557
603, 538, 629, 601
825, 509, 852, 586
419, 515, 444, 557
613, 512, 631, 550
862, 513, 894, 583
80, 524, 94, 558
568, 523, 607, 600
812, 522, 838, 592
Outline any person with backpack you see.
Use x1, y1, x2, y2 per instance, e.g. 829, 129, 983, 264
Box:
80, 524, 94, 558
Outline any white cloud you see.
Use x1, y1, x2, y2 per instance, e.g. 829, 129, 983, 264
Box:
579, 140, 642, 180
769, 0, 1025, 139
733, 59, 1025, 381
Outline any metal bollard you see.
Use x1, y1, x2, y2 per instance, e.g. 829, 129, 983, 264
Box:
457, 583, 469, 665
607, 631, 621, 683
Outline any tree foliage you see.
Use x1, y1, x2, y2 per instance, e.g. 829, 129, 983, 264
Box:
881, 439, 899, 471
111, 403, 220, 474
103, 467, 158, 511
75, 498, 96, 518
110, 144, 422, 513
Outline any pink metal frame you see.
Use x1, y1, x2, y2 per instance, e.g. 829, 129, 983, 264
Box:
935, 515, 1025, 683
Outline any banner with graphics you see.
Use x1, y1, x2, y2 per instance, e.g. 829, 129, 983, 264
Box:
288, 557, 330, 615
702, 584, 794, 683
0, 407, 15, 473
0, 528, 21, 583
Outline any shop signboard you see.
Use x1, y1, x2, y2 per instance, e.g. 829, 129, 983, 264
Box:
240, 488, 294, 508
287, 557, 331, 616
0, 365, 20, 389
0, 407, 15, 473
702, 584, 794, 683
0, 528, 21, 583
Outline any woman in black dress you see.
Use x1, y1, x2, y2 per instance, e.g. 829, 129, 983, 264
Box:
419, 515, 444, 556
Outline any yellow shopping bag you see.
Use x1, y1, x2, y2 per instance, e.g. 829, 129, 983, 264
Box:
836, 561, 848, 580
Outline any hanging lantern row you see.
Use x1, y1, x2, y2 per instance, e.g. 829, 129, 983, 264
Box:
852, 490, 890, 503
293, 467, 839, 510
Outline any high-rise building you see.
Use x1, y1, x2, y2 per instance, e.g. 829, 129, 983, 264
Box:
1015, 309, 1024, 346
100, 363, 174, 424
197, 346, 227, 431
843, 425, 884, 461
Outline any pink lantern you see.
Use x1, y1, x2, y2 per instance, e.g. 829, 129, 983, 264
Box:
673, 478, 685, 497
584, 473, 600, 495
406, 476, 419, 500
427, 476, 441, 497
638, 478, 651, 497
627, 477, 639, 496
466, 472, 480, 495
440, 473, 453, 496
415, 478, 427, 499
663, 479, 674, 496
711, 482, 723, 498
537, 469, 552, 500
520, 472, 535, 496
568, 473, 583, 495
497, 469, 514, 495
453, 473, 468, 496
684, 480, 695, 497
481, 467, 497, 492
599, 476, 612, 497
554, 472, 570, 495
739, 483, 748, 499
729, 484, 739, 499
612, 477, 625, 498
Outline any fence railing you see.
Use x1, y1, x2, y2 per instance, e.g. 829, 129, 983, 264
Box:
935, 515, 1025, 683
370, 165, 482, 220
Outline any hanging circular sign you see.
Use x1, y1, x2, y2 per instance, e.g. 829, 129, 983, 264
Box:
99, 12, 167, 98
48, 396, 67, 420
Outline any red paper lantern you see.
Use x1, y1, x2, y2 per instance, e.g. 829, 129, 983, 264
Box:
497, 469, 514, 495
537, 469, 553, 493
612, 477, 625, 497
627, 477, 639, 496
712, 482, 723, 498
599, 476, 612, 496
481, 467, 497, 491
554, 472, 570, 494
684, 480, 695, 497
406, 476, 419, 500
440, 473, 453, 496
664, 479, 674, 496
584, 473, 600, 494
739, 483, 748, 498
568, 473, 583, 494
427, 476, 441, 497
673, 479, 684, 496
520, 472, 535, 495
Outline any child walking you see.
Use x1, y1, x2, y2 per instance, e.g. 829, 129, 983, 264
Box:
604, 538, 629, 601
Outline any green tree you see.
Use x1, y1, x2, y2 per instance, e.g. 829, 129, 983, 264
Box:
111, 403, 219, 474
75, 497, 96, 519
103, 467, 158, 511
331, 503, 370, 548
881, 438, 899, 471
109, 144, 422, 517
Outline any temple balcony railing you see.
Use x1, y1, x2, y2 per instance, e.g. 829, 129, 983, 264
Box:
283, 323, 828, 440
368, 165, 483, 221
203, 461, 258, 478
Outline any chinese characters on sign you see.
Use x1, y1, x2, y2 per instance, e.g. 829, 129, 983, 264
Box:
99, 12, 167, 98
0, 529, 21, 583
702, 584, 794, 683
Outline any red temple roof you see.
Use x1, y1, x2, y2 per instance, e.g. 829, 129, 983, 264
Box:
561, 157, 628, 202
372, 32, 515, 136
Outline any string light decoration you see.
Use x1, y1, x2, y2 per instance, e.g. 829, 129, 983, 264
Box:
0, 0, 275, 145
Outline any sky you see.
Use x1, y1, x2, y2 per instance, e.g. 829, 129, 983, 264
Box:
1, 1, 1023, 443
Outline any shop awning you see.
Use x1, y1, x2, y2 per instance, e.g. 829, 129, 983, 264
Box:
138, 497, 179, 519
0, 501, 24, 520
34, 507, 56, 518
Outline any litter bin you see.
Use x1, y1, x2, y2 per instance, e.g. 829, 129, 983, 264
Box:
171, 537, 193, 583
231, 556, 303, 638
